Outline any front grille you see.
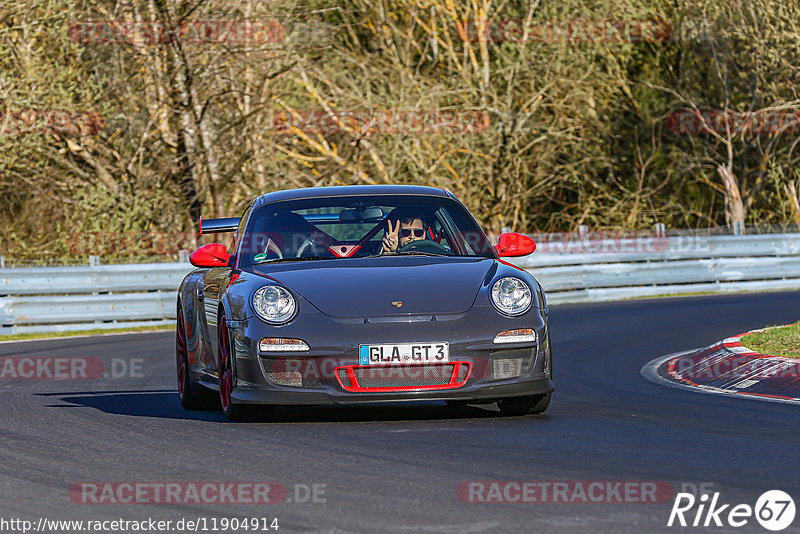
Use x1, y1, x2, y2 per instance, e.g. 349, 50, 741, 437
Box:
259, 357, 322, 388
354, 364, 454, 388
336, 362, 471, 392
485, 347, 535, 381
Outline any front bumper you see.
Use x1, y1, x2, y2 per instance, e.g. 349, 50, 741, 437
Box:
212, 303, 553, 406
231, 376, 554, 405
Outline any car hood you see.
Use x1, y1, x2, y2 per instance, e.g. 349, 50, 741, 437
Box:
254, 257, 495, 317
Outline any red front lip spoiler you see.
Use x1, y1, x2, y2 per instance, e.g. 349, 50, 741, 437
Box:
334, 361, 472, 393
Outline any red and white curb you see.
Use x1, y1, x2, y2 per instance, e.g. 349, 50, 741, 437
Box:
641, 325, 800, 405
720, 329, 767, 355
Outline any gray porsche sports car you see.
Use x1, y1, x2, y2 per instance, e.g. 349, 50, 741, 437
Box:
176, 185, 553, 420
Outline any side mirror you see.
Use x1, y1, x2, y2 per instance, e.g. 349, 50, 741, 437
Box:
190, 243, 232, 267
495, 232, 536, 257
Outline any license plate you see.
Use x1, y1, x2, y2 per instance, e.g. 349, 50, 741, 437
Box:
359, 342, 449, 365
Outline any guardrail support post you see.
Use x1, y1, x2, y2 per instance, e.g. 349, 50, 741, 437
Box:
179, 250, 189, 263
578, 225, 589, 240
0, 256, 4, 268
654, 223, 666, 238
89, 255, 100, 267
733, 221, 745, 236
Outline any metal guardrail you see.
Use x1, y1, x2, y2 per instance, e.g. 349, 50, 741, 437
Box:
0, 263, 191, 295
1, 233, 799, 334
0, 292, 177, 324
512, 233, 800, 304
524, 233, 800, 266
0, 264, 194, 335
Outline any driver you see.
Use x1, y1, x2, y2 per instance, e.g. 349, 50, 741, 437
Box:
381, 211, 428, 254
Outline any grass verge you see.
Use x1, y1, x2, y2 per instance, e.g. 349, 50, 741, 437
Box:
741, 322, 800, 359
0, 324, 173, 342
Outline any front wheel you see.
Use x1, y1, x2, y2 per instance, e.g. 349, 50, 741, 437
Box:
218, 314, 249, 421
497, 393, 551, 416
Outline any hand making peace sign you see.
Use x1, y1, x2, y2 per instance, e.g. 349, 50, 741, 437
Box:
382, 219, 400, 253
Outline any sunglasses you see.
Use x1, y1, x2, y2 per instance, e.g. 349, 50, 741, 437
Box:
399, 228, 426, 238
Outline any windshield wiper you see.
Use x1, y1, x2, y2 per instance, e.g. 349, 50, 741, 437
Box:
254, 256, 334, 264
359, 251, 454, 258
393, 251, 451, 257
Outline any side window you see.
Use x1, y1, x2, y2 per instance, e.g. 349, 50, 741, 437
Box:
430, 218, 453, 251
433, 206, 486, 255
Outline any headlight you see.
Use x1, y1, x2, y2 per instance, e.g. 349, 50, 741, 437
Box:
253, 285, 297, 324
490, 277, 532, 316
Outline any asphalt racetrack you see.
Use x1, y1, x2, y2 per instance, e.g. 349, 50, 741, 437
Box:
2, 292, 799, 533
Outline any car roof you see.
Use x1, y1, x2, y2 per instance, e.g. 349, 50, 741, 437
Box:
252, 185, 454, 208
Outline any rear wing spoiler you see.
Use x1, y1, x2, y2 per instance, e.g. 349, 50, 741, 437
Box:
200, 217, 240, 235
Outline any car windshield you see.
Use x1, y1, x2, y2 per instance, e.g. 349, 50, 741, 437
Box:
237, 195, 494, 267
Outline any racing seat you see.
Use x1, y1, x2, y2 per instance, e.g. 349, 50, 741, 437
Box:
252, 212, 320, 259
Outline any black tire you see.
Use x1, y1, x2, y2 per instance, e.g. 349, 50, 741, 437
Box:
222, 401, 253, 421
530, 392, 551, 414
176, 307, 214, 410
218, 314, 267, 421
497, 393, 551, 416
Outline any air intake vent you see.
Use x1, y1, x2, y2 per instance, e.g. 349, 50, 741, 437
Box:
337, 368, 351, 388
457, 363, 470, 383
335, 362, 471, 392
259, 357, 322, 388
485, 347, 535, 381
